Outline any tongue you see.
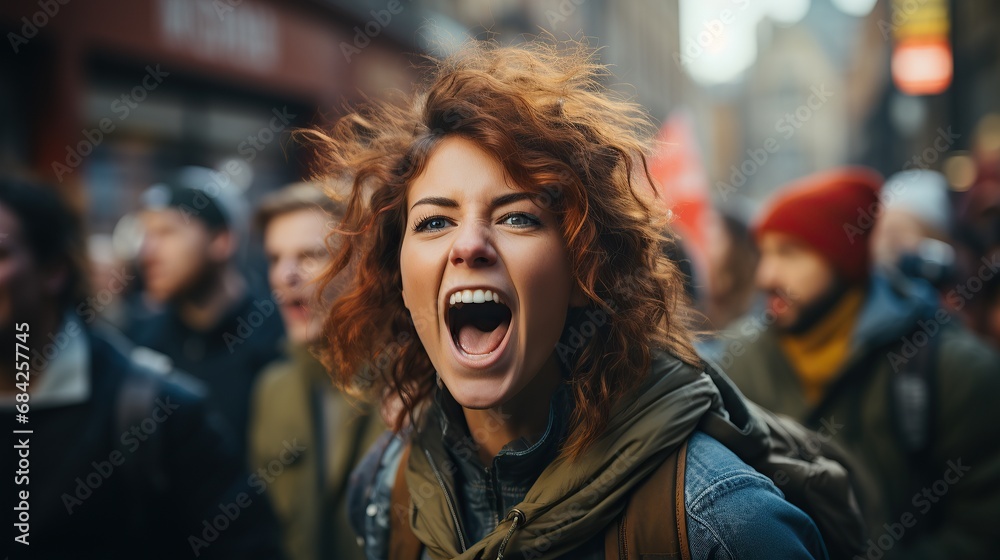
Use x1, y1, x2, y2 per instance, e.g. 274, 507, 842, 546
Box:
457, 319, 509, 355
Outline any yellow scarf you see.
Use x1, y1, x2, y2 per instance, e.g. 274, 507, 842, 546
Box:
779, 288, 865, 405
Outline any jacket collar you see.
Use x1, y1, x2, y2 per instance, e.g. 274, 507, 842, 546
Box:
438, 381, 570, 487
0, 313, 90, 410
851, 273, 938, 353
285, 340, 332, 386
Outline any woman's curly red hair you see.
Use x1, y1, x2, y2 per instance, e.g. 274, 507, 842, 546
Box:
302, 39, 699, 459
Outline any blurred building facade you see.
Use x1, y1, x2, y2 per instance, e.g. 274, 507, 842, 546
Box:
683, 1, 891, 205
1, 0, 429, 234
689, 0, 1000, 205
422, 0, 687, 124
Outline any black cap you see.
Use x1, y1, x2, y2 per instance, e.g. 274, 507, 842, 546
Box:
141, 170, 231, 231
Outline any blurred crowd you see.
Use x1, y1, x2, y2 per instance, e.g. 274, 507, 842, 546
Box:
2, 111, 1000, 560
694, 112, 1000, 353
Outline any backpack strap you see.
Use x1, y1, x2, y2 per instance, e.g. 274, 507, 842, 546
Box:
676, 443, 691, 560
605, 440, 690, 560
390, 444, 424, 560
888, 324, 941, 537
889, 325, 939, 459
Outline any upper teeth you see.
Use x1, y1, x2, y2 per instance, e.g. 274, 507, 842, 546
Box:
449, 289, 502, 306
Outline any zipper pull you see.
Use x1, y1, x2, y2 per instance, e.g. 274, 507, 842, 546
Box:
496, 508, 525, 560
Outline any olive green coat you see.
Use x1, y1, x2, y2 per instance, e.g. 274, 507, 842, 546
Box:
249, 344, 384, 560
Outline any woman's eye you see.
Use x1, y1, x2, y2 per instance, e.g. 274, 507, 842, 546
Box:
413, 216, 452, 232
500, 212, 541, 228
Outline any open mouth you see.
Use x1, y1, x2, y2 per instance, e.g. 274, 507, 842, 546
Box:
447, 289, 512, 356
281, 296, 310, 320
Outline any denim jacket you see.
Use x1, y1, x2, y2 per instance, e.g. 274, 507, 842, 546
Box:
348, 387, 828, 560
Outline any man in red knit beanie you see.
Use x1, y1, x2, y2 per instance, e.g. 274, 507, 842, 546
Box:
717, 166, 1000, 559
752, 167, 881, 333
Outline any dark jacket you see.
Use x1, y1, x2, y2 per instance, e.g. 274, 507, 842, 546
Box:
348, 354, 829, 560
129, 291, 284, 460
717, 275, 1000, 559
2, 325, 284, 560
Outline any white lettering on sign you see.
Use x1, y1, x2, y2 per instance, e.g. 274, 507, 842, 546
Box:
158, 0, 279, 71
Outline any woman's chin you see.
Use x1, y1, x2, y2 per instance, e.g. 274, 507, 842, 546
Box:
440, 374, 514, 410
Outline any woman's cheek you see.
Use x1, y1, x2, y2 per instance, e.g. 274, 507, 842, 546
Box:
399, 250, 440, 344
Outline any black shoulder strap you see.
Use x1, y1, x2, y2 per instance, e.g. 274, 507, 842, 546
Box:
888, 323, 941, 538
116, 362, 169, 489
114, 361, 169, 542
889, 325, 940, 458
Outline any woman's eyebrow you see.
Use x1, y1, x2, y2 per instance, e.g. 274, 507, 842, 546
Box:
490, 192, 535, 210
408, 192, 534, 213
410, 196, 458, 212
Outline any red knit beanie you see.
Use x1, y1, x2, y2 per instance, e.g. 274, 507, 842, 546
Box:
754, 167, 883, 284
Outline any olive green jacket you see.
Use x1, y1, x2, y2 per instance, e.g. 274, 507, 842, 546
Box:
717, 277, 1000, 559
249, 344, 385, 560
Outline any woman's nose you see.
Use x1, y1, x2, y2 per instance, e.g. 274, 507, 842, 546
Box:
449, 223, 497, 268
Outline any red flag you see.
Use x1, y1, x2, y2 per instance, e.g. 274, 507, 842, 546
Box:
649, 109, 714, 284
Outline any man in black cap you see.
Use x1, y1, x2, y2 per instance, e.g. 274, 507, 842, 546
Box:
130, 167, 284, 461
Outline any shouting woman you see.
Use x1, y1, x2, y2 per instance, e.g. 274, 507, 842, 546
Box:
311, 41, 832, 560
